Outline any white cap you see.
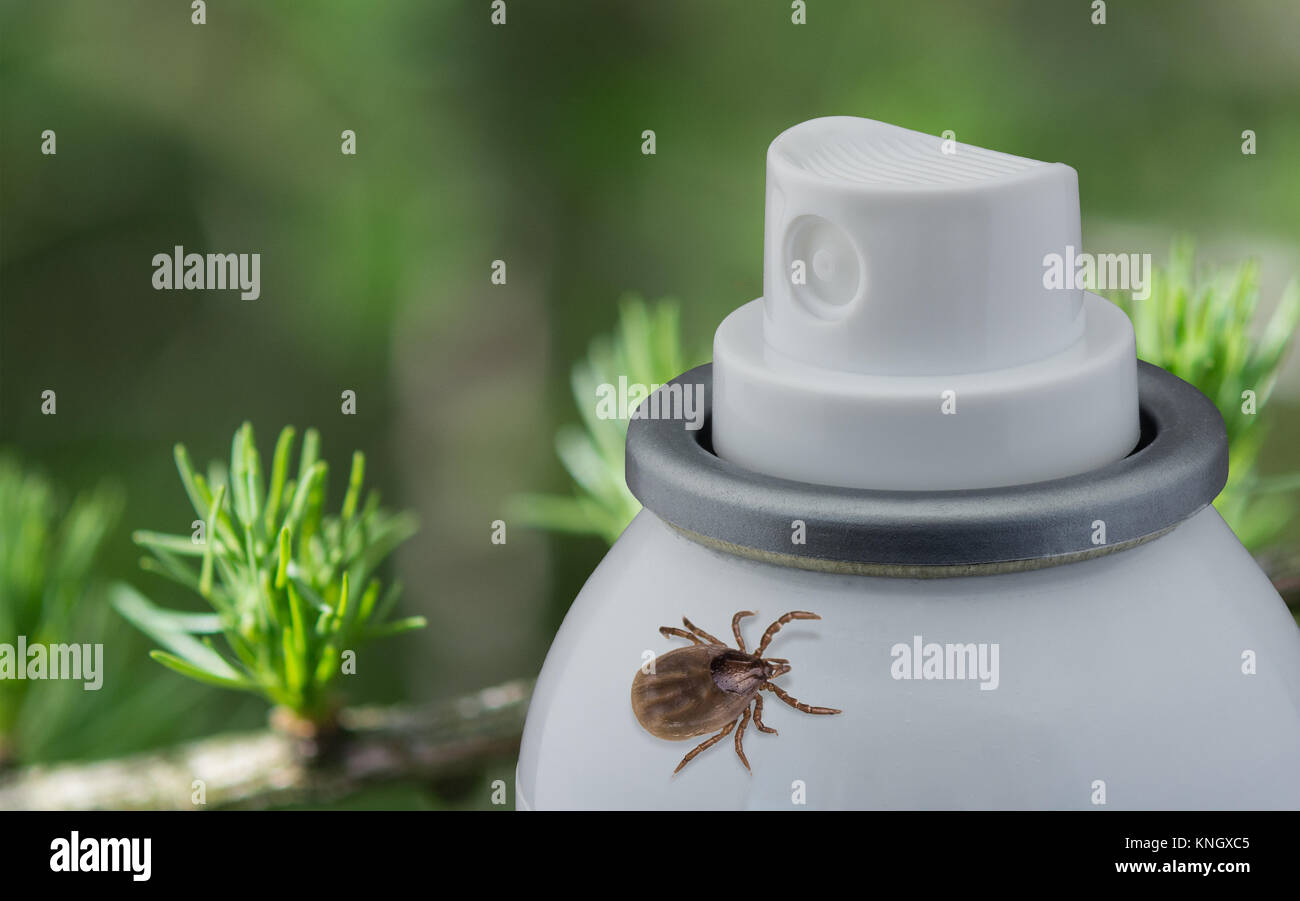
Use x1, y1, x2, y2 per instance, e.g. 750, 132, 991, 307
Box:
712, 117, 1139, 490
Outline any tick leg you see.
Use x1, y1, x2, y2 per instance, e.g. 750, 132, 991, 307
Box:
733, 706, 752, 772
681, 616, 725, 646
673, 721, 736, 775
763, 681, 842, 715
732, 610, 756, 651
755, 611, 821, 656
752, 694, 778, 734
659, 626, 701, 645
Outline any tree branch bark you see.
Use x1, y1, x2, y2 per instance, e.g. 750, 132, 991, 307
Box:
0, 679, 532, 810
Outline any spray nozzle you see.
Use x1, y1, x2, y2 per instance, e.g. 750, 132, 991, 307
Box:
712, 117, 1139, 490
762, 117, 1086, 376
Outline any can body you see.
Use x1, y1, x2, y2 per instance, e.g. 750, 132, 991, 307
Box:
518, 507, 1300, 809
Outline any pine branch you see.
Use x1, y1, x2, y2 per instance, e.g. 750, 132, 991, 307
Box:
0, 679, 531, 810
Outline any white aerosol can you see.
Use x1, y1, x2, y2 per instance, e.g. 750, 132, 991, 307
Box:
518, 117, 1300, 810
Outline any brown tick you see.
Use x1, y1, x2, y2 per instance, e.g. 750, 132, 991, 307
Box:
631, 610, 842, 774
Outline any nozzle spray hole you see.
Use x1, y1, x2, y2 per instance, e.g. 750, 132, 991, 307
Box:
812, 249, 836, 281
786, 215, 862, 319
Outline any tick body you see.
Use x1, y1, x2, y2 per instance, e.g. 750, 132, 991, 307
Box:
631, 610, 842, 774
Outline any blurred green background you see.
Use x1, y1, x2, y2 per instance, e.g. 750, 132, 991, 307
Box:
1, 0, 1298, 807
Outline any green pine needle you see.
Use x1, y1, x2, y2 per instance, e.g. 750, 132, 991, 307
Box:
114, 424, 421, 723
1108, 240, 1300, 549
0, 458, 121, 757
509, 296, 708, 545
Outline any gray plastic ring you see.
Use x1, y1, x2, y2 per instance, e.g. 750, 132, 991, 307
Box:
625, 361, 1228, 576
